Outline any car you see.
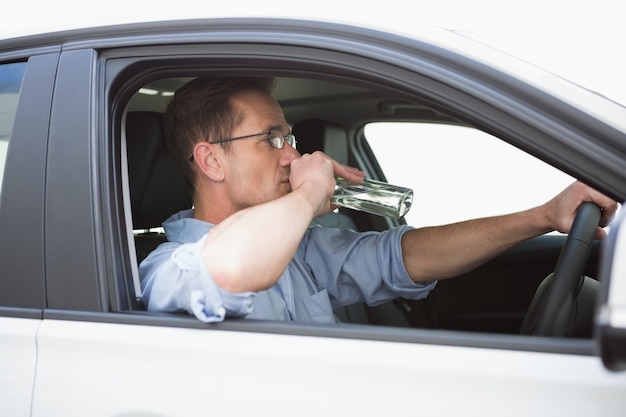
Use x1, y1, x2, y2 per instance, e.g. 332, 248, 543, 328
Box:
1, 14, 625, 417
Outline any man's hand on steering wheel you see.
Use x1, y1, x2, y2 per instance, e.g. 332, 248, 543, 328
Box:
521, 182, 618, 337
543, 181, 618, 239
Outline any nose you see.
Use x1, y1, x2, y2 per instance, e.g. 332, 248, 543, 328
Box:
279, 142, 301, 166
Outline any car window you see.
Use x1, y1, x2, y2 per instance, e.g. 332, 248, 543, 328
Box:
0, 62, 26, 194
364, 122, 575, 229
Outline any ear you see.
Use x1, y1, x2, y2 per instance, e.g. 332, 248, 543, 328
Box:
192, 141, 224, 182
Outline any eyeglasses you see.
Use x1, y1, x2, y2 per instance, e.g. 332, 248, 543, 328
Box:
189, 129, 297, 162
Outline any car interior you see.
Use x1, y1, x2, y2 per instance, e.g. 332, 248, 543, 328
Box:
123, 75, 603, 338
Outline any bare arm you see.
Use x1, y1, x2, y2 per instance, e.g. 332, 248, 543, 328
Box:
201, 152, 364, 293
402, 181, 618, 283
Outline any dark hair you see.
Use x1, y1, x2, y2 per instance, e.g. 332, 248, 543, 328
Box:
163, 76, 276, 192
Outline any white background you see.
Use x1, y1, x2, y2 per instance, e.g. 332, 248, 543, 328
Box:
3, 0, 625, 106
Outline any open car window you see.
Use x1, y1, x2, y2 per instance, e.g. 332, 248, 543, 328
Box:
122, 74, 603, 340
364, 122, 575, 229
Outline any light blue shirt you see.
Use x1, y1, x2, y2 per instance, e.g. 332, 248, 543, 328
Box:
140, 209, 436, 323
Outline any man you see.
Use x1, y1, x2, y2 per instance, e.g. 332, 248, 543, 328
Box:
140, 77, 618, 323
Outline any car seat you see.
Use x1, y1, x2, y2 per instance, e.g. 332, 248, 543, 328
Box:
126, 111, 192, 264
292, 118, 360, 230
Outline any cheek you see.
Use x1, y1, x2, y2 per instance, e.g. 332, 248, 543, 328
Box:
227, 156, 274, 201
231, 157, 264, 185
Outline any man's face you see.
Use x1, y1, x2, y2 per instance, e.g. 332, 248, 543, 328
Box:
218, 89, 300, 210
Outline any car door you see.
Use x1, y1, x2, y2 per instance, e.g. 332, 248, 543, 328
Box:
9, 18, 625, 416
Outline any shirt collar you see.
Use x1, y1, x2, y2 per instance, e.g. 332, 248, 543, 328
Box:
162, 209, 215, 244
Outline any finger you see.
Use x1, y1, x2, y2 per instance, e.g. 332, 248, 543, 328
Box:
333, 162, 364, 183
600, 203, 619, 224
588, 196, 618, 227
575, 182, 619, 226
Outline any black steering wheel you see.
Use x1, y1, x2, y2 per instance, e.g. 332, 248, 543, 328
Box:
520, 202, 602, 337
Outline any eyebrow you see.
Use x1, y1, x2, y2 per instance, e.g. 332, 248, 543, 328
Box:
268, 124, 291, 134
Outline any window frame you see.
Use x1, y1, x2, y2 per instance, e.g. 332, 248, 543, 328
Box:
100, 34, 621, 355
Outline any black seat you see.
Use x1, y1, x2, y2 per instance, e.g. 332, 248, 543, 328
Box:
292, 118, 348, 162
126, 111, 192, 264
292, 119, 358, 230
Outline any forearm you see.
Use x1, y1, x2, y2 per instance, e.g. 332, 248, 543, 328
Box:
201, 189, 318, 293
401, 181, 618, 283
402, 205, 552, 282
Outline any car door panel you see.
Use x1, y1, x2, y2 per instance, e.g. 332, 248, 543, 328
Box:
0, 316, 40, 417
30, 316, 626, 417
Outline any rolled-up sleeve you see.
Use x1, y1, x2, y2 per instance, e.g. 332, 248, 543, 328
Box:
301, 225, 436, 308
140, 235, 255, 323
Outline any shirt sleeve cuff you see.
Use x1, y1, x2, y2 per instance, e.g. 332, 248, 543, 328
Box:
170, 236, 256, 323
384, 225, 438, 299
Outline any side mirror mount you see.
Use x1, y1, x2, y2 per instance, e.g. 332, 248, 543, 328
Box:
597, 205, 626, 371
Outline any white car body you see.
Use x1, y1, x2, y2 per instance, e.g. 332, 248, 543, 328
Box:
1, 4, 625, 416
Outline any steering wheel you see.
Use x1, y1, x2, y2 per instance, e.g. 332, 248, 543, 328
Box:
520, 202, 602, 337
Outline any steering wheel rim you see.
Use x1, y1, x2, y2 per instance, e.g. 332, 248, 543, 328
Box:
520, 202, 602, 337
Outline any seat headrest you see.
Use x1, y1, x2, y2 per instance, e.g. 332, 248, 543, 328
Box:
126, 111, 192, 230
292, 118, 348, 163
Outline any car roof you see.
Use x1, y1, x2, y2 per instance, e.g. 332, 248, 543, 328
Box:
2, 9, 625, 134
0, 13, 626, 132
3, 1, 625, 100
